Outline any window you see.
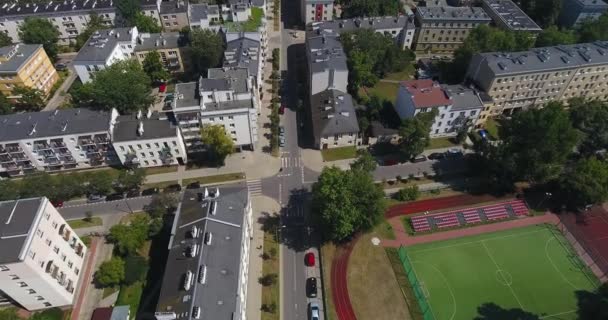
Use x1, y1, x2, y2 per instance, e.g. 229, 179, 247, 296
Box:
228, 116, 234, 120
36, 296, 44, 301
53, 246, 59, 254
140, 152, 146, 158
45, 239, 52, 246
120, 146, 125, 151
219, 116, 224, 120
68, 261, 73, 268
144, 160, 149, 165
470, 110, 477, 116
450, 113, 454, 118
28, 289, 36, 294
172, 141, 177, 146
75, 268, 79, 275
146, 143, 151, 149
18, 282, 27, 287
43, 302, 51, 307
61, 254, 66, 262
149, 152, 154, 157
155, 143, 160, 148
137, 144, 142, 149
28, 250, 36, 260
10, 274, 19, 280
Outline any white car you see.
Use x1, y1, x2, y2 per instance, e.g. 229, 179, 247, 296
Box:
309, 302, 320, 320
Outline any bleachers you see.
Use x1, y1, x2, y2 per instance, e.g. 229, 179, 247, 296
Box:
410, 200, 529, 233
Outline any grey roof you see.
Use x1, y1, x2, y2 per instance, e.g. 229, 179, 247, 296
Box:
227, 0, 266, 6
190, 3, 220, 21
469, 41, 608, 76
303, 0, 333, 4
134, 32, 184, 51
160, 1, 188, 14
224, 37, 261, 77
311, 90, 359, 138
204, 99, 253, 111
0, 0, 159, 17
207, 68, 250, 93
110, 306, 130, 320
155, 183, 249, 320
174, 82, 200, 110
199, 78, 232, 91
307, 34, 348, 74
307, 16, 415, 38
0, 198, 44, 265
0, 44, 42, 74
441, 84, 484, 111
572, 0, 608, 7
0, 108, 111, 142
482, 0, 542, 32
73, 28, 135, 63
370, 121, 399, 137
112, 114, 178, 142
416, 6, 491, 21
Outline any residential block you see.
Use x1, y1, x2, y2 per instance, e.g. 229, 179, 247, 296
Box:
0, 44, 59, 97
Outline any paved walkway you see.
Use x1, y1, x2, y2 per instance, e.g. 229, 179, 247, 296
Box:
70, 237, 100, 320
44, 67, 77, 111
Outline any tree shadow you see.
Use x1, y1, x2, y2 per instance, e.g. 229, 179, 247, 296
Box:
575, 283, 608, 320
474, 303, 540, 320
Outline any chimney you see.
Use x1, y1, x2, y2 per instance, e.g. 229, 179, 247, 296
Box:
162, 38, 166, 46
137, 122, 144, 136
28, 123, 37, 136
136, 110, 142, 119
61, 121, 68, 132
146, 109, 152, 118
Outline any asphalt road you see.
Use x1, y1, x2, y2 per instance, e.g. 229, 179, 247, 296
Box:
58, 196, 153, 220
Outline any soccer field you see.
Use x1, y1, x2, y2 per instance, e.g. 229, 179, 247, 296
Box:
402, 224, 600, 320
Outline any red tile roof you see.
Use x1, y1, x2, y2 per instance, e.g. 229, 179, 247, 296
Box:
402, 79, 452, 108
91, 308, 112, 320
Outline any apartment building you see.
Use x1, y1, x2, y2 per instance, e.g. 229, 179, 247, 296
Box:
307, 16, 417, 50
223, 33, 264, 109
395, 80, 482, 137
110, 111, 187, 168
559, 0, 608, 27
306, 32, 348, 95
413, 6, 491, 54
311, 89, 360, 149
172, 72, 258, 151
134, 32, 187, 73
0, 197, 86, 311
481, 0, 542, 33
0, 44, 59, 97
188, 3, 222, 30
159, 0, 189, 31
466, 41, 608, 116
154, 183, 252, 320
301, 0, 334, 24
0, 109, 118, 177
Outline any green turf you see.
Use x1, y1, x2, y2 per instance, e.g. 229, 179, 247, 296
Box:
403, 224, 599, 320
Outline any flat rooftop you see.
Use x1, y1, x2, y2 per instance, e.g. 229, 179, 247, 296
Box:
73, 28, 135, 63
224, 37, 261, 78
482, 0, 542, 32
112, 114, 178, 142
174, 82, 200, 110
307, 16, 414, 37
442, 84, 484, 111
134, 32, 185, 52
416, 6, 491, 21
0, 198, 44, 264
0, 44, 42, 74
155, 183, 249, 320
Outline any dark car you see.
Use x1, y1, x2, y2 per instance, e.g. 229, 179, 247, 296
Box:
187, 181, 201, 189
51, 200, 64, 208
382, 159, 399, 166
142, 187, 160, 196
306, 277, 318, 298
54, 63, 67, 71
279, 104, 286, 114
106, 193, 125, 201
87, 194, 105, 203
164, 184, 182, 193
126, 190, 141, 198
428, 152, 445, 160
411, 155, 427, 163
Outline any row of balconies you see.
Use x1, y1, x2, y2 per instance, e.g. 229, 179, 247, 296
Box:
45, 261, 75, 293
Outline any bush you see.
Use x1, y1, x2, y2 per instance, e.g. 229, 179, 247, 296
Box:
95, 258, 125, 288
258, 273, 278, 286
262, 302, 277, 313
394, 186, 420, 202
123, 255, 149, 285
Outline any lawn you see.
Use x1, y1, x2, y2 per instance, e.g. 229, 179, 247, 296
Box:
427, 137, 460, 150
347, 233, 411, 320
359, 81, 401, 103
401, 224, 599, 320
116, 281, 144, 318
321, 146, 357, 162
484, 117, 500, 139
373, 219, 396, 240
67, 217, 103, 229
143, 166, 177, 175
182, 172, 245, 186
223, 7, 264, 32
320, 243, 339, 320
261, 218, 280, 320
141, 180, 179, 191
384, 65, 416, 81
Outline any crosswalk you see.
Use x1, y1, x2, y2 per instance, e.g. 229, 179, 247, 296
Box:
284, 205, 305, 218
247, 179, 262, 197
281, 156, 302, 168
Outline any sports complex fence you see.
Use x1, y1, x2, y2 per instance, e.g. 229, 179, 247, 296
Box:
397, 246, 435, 320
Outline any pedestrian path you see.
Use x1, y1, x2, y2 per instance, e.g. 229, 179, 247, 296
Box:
247, 179, 263, 197
280, 154, 302, 168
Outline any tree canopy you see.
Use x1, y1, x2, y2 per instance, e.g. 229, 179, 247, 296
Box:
71, 60, 153, 113
340, 0, 401, 18
312, 166, 385, 242
350, 149, 377, 172
145, 193, 179, 218
134, 13, 162, 33
0, 32, 12, 47
559, 157, 608, 209
107, 214, 151, 256
95, 257, 125, 287
514, 0, 561, 27
200, 124, 235, 166
569, 98, 608, 155
577, 13, 608, 43
535, 25, 577, 47
189, 29, 224, 77
399, 109, 437, 160
576, 283, 608, 320
142, 51, 170, 83
19, 17, 60, 61
116, 0, 140, 26
0, 92, 13, 115
12, 86, 45, 112
75, 13, 108, 50
116, 168, 146, 192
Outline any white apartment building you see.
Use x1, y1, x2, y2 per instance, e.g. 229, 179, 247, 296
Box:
395, 80, 483, 137
0, 197, 87, 311
110, 111, 188, 168
0, 108, 119, 177
173, 70, 258, 151
306, 32, 348, 96
155, 183, 252, 320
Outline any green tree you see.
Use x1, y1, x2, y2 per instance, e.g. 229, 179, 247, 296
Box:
142, 51, 170, 83
86, 171, 114, 195
569, 98, 608, 154
0, 179, 20, 201
107, 214, 150, 256
258, 273, 278, 286
399, 109, 437, 160
200, 124, 235, 166
75, 13, 108, 50
12, 86, 45, 112
0, 308, 20, 320
576, 13, 608, 42
134, 12, 162, 33
95, 258, 125, 287
71, 60, 153, 113
19, 173, 56, 199
189, 29, 224, 76
0, 92, 13, 115
116, 0, 140, 26
117, 168, 146, 192
395, 186, 419, 202
123, 255, 149, 285
535, 25, 577, 47
54, 173, 86, 200
559, 157, 608, 209
0, 32, 12, 47
341, 0, 400, 18
18, 17, 60, 61
30, 308, 65, 320
576, 283, 608, 320
145, 193, 179, 217
350, 149, 377, 172
514, 0, 561, 27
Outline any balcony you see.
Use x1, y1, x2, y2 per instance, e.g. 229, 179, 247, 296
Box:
66, 280, 74, 294
58, 224, 66, 236
76, 243, 84, 256
57, 272, 66, 286
0, 146, 6, 154
6, 144, 22, 153
0, 155, 13, 162
56, 147, 71, 155
63, 229, 71, 242
2, 162, 18, 170
94, 134, 110, 144
44, 156, 61, 165
50, 139, 66, 148
60, 155, 76, 164
77, 136, 95, 146
33, 141, 51, 151
11, 152, 27, 160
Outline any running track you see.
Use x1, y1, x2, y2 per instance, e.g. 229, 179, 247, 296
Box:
331, 194, 506, 320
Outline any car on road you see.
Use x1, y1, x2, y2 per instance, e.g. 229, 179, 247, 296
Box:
279, 104, 285, 114
106, 193, 125, 201
164, 184, 182, 193
279, 136, 285, 147
411, 155, 427, 163
447, 148, 463, 157
305, 252, 315, 266
87, 194, 105, 203
51, 200, 64, 208
187, 181, 201, 189
382, 159, 399, 166
309, 302, 320, 320
142, 187, 160, 196
306, 277, 317, 298
126, 190, 141, 198
428, 152, 445, 160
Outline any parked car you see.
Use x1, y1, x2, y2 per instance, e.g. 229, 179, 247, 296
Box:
411, 155, 427, 163
51, 200, 64, 208
447, 148, 463, 157
279, 126, 285, 135
306, 277, 318, 298
142, 187, 160, 196
187, 181, 201, 189
279, 104, 286, 114
279, 136, 286, 147
164, 184, 182, 193
106, 193, 125, 201
54, 63, 67, 71
87, 194, 105, 203
305, 252, 315, 266
309, 302, 320, 320
126, 190, 141, 198
428, 152, 445, 160
382, 159, 399, 166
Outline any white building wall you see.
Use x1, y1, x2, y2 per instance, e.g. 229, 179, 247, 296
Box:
318, 132, 360, 149
200, 108, 258, 147
0, 199, 86, 310
112, 134, 187, 168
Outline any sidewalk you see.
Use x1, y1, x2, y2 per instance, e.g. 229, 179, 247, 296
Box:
70, 237, 100, 320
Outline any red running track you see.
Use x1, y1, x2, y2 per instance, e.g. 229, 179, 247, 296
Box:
331, 194, 502, 320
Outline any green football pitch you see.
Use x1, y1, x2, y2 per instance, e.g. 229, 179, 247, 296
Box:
402, 224, 600, 320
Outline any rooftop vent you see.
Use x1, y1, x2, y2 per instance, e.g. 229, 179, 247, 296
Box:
137, 121, 144, 136
183, 270, 193, 290
198, 265, 207, 284
204, 232, 212, 245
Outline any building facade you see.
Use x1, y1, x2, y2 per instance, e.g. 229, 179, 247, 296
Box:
311, 89, 360, 149
159, 1, 190, 31
413, 6, 491, 54
466, 41, 608, 116
307, 16, 417, 50
481, 0, 542, 33
154, 183, 252, 320
306, 32, 348, 96
188, 3, 222, 30
0, 197, 87, 310
395, 80, 482, 137
0, 44, 59, 97
559, 0, 608, 27
301, 0, 334, 24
